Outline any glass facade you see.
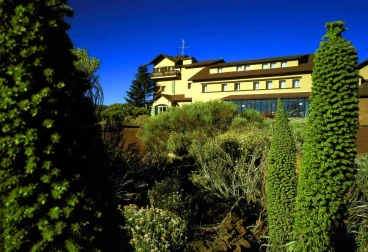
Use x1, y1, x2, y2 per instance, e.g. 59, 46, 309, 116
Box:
227, 98, 310, 117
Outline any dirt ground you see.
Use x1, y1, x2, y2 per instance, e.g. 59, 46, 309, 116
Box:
123, 127, 368, 154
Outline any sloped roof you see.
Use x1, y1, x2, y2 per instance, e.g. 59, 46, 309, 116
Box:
189, 54, 314, 82
358, 59, 368, 69
222, 92, 311, 100
148, 54, 189, 65
176, 59, 225, 69
209, 54, 311, 68
154, 93, 192, 102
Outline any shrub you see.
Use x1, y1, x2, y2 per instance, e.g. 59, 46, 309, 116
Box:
189, 127, 270, 211
148, 178, 185, 216
241, 108, 263, 124
123, 204, 188, 252
130, 114, 150, 126
138, 100, 238, 158
100, 103, 125, 127
0, 1, 129, 251
294, 21, 359, 251
348, 154, 368, 252
266, 99, 297, 251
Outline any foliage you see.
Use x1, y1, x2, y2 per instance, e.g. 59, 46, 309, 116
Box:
125, 65, 155, 108
0, 1, 129, 251
138, 100, 238, 157
122, 103, 150, 117
266, 99, 297, 251
189, 216, 255, 251
148, 178, 185, 216
189, 128, 270, 212
100, 103, 125, 128
348, 154, 368, 252
241, 108, 263, 124
71, 47, 103, 107
123, 204, 188, 252
294, 21, 359, 251
130, 114, 150, 126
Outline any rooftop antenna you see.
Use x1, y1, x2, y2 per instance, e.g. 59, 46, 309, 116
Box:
178, 39, 188, 56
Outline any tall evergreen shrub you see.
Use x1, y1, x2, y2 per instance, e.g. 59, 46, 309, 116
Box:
294, 21, 359, 251
0, 1, 130, 251
266, 99, 297, 251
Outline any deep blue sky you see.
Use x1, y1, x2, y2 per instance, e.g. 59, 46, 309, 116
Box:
67, 0, 368, 105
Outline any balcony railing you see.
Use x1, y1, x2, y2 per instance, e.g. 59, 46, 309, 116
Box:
151, 70, 181, 79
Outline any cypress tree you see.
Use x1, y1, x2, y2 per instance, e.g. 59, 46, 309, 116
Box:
294, 21, 359, 251
266, 99, 297, 251
0, 1, 130, 251
125, 64, 155, 108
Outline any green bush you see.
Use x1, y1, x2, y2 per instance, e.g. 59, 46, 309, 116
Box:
148, 178, 185, 216
241, 108, 263, 123
138, 100, 238, 158
294, 21, 359, 251
0, 1, 129, 251
348, 154, 368, 252
100, 103, 125, 126
266, 99, 297, 251
123, 204, 188, 252
189, 127, 270, 210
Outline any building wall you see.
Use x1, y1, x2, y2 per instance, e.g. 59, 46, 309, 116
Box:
359, 98, 368, 125
360, 65, 368, 80
155, 58, 175, 68
209, 60, 299, 74
191, 73, 312, 102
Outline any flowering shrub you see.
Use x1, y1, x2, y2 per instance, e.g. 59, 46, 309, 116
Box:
123, 204, 188, 251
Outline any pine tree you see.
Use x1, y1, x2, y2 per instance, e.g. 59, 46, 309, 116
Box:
125, 64, 155, 108
0, 1, 130, 251
266, 99, 297, 251
293, 21, 359, 251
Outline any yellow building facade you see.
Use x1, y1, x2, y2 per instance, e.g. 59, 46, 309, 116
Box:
149, 53, 368, 120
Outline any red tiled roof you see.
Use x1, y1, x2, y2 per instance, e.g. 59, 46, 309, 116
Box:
176, 59, 225, 69
154, 94, 192, 102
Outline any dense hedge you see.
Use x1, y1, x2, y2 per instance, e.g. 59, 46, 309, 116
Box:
0, 1, 129, 251
294, 21, 359, 251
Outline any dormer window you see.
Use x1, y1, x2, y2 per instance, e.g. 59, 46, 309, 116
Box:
237, 66, 242, 71
262, 63, 269, 69
218, 68, 223, 73
245, 65, 250, 71
281, 61, 287, 67
271, 63, 276, 68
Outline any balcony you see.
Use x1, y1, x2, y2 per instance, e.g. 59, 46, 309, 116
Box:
151, 70, 181, 80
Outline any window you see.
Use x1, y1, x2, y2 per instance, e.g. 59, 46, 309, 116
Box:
293, 79, 300, 88
253, 82, 260, 90
245, 65, 250, 71
158, 68, 161, 72
271, 63, 276, 68
218, 68, 223, 73
155, 105, 168, 115
188, 83, 192, 89
237, 66, 242, 71
202, 85, 208, 92
281, 61, 287, 67
222, 84, 227, 91
267, 81, 272, 89
279, 80, 286, 88
262, 63, 269, 69
235, 83, 240, 90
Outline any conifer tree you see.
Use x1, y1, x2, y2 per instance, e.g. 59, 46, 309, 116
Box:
125, 64, 155, 108
266, 99, 297, 251
294, 21, 359, 251
0, 1, 130, 251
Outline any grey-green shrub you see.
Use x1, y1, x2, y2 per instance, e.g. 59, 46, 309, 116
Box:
123, 204, 188, 252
